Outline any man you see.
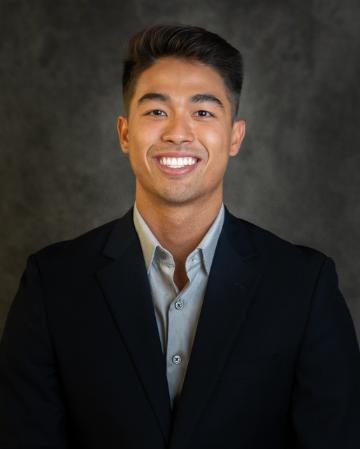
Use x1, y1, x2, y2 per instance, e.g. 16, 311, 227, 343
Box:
0, 24, 359, 449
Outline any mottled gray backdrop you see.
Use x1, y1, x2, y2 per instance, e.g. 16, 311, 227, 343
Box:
1, 0, 359, 342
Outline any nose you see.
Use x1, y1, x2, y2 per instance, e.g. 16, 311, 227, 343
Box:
161, 113, 194, 145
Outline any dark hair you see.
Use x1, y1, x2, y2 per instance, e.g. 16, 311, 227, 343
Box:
122, 24, 244, 121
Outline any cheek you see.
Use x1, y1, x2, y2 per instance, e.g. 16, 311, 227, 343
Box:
199, 124, 229, 155
199, 127, 231, 178
127, 138, 155, 177
129, 125, 160, 158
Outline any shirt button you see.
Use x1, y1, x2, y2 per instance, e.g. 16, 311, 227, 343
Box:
175, 299, 184, 310
172, 354, 182, 365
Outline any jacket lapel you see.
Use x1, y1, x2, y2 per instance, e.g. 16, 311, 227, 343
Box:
95, 208, 172, 444
169, 207, 267, 449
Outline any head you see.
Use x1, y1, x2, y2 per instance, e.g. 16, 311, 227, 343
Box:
122, 24, 243, 123
117, 24, 246, 212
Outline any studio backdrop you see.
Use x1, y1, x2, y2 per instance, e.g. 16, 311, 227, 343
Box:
1, 0, 359, 341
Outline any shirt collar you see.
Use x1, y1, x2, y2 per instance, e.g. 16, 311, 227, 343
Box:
133, 202, 224, 276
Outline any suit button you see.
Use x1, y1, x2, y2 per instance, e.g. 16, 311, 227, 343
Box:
172, 354, 182, 365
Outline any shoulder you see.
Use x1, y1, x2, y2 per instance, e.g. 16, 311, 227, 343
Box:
226, 208, 332, 275
29, 209, 133, 275
34, 218, 118, 258
226, 212, 346, 320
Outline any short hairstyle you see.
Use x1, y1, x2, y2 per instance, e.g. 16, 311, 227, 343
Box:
122, 24, 244, 121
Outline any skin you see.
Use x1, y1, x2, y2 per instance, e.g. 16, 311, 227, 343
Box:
117, 56, 246, 289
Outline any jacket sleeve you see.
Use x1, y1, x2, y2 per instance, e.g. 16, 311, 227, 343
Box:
0, 254, 69, 449
291, 256, 360, 449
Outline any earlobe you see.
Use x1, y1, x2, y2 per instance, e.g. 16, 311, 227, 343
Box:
117, 116, 129, 154
229, 119, 246, 156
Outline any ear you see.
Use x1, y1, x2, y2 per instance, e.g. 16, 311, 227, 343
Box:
117, 116, 130, 154
229, 119, 246, 157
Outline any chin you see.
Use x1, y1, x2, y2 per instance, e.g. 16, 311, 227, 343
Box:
156, 192, 203, 207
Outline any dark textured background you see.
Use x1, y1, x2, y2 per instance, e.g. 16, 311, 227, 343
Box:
1, 0, 359, 342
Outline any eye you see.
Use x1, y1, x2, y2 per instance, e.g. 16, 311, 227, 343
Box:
194, 110, 214, 118
146, 109, 167, 117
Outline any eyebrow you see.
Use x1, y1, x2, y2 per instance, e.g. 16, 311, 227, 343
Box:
137, 92, 224, 109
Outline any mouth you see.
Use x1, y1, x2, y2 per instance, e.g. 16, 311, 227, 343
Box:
154, 155, 201, 176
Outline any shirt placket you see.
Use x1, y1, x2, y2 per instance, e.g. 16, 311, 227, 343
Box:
162, 250, 202, 404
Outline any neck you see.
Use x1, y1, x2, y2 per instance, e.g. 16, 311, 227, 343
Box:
135, 192, 223, 266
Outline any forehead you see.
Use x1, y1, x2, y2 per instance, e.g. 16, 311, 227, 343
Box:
132, 56, 230, 104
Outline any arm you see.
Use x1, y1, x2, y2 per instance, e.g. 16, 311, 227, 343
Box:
0, 255, 69, 449
291, 257, 360, 449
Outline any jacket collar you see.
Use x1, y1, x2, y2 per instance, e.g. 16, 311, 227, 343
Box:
132, 202, 225, 275
102, 204, 260, 262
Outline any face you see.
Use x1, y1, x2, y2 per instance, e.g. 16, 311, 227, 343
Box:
117, 56, 245, 209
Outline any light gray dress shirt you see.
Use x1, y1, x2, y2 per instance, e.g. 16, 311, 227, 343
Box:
133, 202, 225, 407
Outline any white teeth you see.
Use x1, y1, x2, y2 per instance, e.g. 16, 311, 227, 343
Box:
159, 157, 197, 168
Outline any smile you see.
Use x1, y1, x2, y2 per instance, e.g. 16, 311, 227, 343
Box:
154, 155, 201, 176
159, 157, 197, 168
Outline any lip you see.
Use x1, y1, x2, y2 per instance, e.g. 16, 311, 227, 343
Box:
153, 153, 201, 177
154, 152, 201, 160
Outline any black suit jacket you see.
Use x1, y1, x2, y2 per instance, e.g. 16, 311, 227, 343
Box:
1, 206, 360, 449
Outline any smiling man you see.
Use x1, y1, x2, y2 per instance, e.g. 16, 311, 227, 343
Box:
1, 24, 360, 449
